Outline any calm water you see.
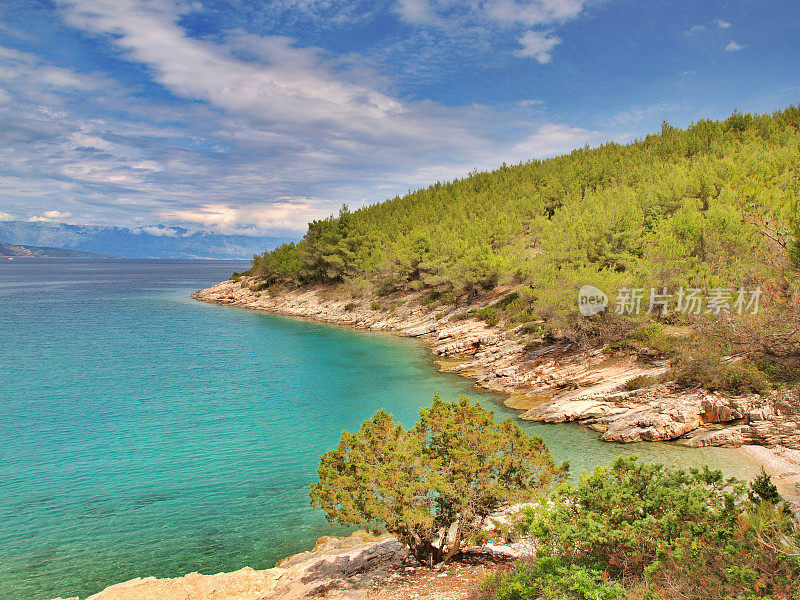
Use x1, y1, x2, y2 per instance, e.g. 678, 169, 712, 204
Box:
0, 259, 762, 600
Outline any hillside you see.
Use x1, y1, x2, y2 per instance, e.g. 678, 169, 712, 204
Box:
0, 242, 109, 258
245, 107, 800, 395
0, 222, 293, 259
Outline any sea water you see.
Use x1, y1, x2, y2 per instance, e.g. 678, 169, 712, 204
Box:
0, 259, 762, 600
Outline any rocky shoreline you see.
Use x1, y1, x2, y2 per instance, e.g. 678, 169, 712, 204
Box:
192, 278, 800, 451
54, 520, 524, 600
192, 278, 800, 501
54, 532, 412, 600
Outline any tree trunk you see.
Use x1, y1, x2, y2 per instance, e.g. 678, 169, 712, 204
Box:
442, 519, 463, 564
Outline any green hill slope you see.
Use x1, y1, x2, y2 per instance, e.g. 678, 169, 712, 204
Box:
247, 106, 800, 390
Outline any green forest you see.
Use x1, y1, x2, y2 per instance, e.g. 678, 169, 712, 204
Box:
244, 106, 800, 391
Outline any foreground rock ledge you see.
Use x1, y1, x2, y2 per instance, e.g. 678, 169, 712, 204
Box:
192, 278, 800, 450
54, 533, 408, 600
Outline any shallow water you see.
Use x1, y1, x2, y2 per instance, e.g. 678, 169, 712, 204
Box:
0, 259, 762, 600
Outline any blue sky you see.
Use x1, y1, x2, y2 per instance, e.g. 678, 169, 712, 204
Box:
0, 0, 798, 235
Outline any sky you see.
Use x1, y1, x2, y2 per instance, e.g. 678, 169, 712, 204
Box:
0, 0, 798, 236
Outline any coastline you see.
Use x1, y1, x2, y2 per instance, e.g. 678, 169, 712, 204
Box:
192, 277, 800, 494
48, 279, 799, 600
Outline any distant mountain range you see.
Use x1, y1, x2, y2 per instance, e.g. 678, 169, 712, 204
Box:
0, 221, 295, 259
0, 242, 110, 258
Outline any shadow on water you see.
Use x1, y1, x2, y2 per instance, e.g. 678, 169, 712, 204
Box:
197, 527, 226, 556
8, 494, 55, 516
132, 490, 179, 509
26, 546, 60, 571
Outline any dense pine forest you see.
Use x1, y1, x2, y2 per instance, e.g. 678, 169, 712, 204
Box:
244, 107, 800, 391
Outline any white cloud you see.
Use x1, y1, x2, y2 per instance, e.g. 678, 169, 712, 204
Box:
0, 44, 106, 95
59, 163, 149, 185
68, 131, 113, 150
133, 225, 186, 237
160, 201, 331, 233
685, 24, 707, 36
58, 0, 406, 140
392, 0, 583, 62
0, 0, 611, 234
515, 30, 560, 63
28, 210, 72, 222
395, 0, 439, 25
396, 0, 587, 28
686, 20, 731, 37
726, 40, 746, 52
484, 0, 585, 26
511, 123, 600, 159
0, 211, 15, 221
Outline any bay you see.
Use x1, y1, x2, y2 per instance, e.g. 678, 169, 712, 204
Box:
0, 259, 761, 600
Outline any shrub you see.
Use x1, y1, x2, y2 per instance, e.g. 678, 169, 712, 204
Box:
623, 375, 656, 390
504, 457, 800, 600
517, 322, 543, 335
309, 396, 566, 566
671, 354, 769, 394
472, 307, 500, 326
479, 557, 627, 600
607, 322, 678, 357
520, 457, 744, 579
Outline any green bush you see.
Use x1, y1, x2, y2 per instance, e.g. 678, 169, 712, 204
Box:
502, 456, 800, 600
671, 354, 769, 394
607, 322, 678, 357
623, 375, 657, 390
471, 307, 501, 326
480, 557, 627, 600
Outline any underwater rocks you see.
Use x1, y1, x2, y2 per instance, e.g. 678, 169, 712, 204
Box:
56, 533, 408, 600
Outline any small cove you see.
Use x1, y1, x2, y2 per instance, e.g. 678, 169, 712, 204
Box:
0, 259, 762, 600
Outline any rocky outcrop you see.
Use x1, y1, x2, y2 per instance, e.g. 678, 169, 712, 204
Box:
192, 278, 800, 450
521, 376, 800, 448
56, 533, 409, 600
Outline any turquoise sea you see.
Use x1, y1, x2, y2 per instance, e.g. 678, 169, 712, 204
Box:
0, 259, 763, 600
